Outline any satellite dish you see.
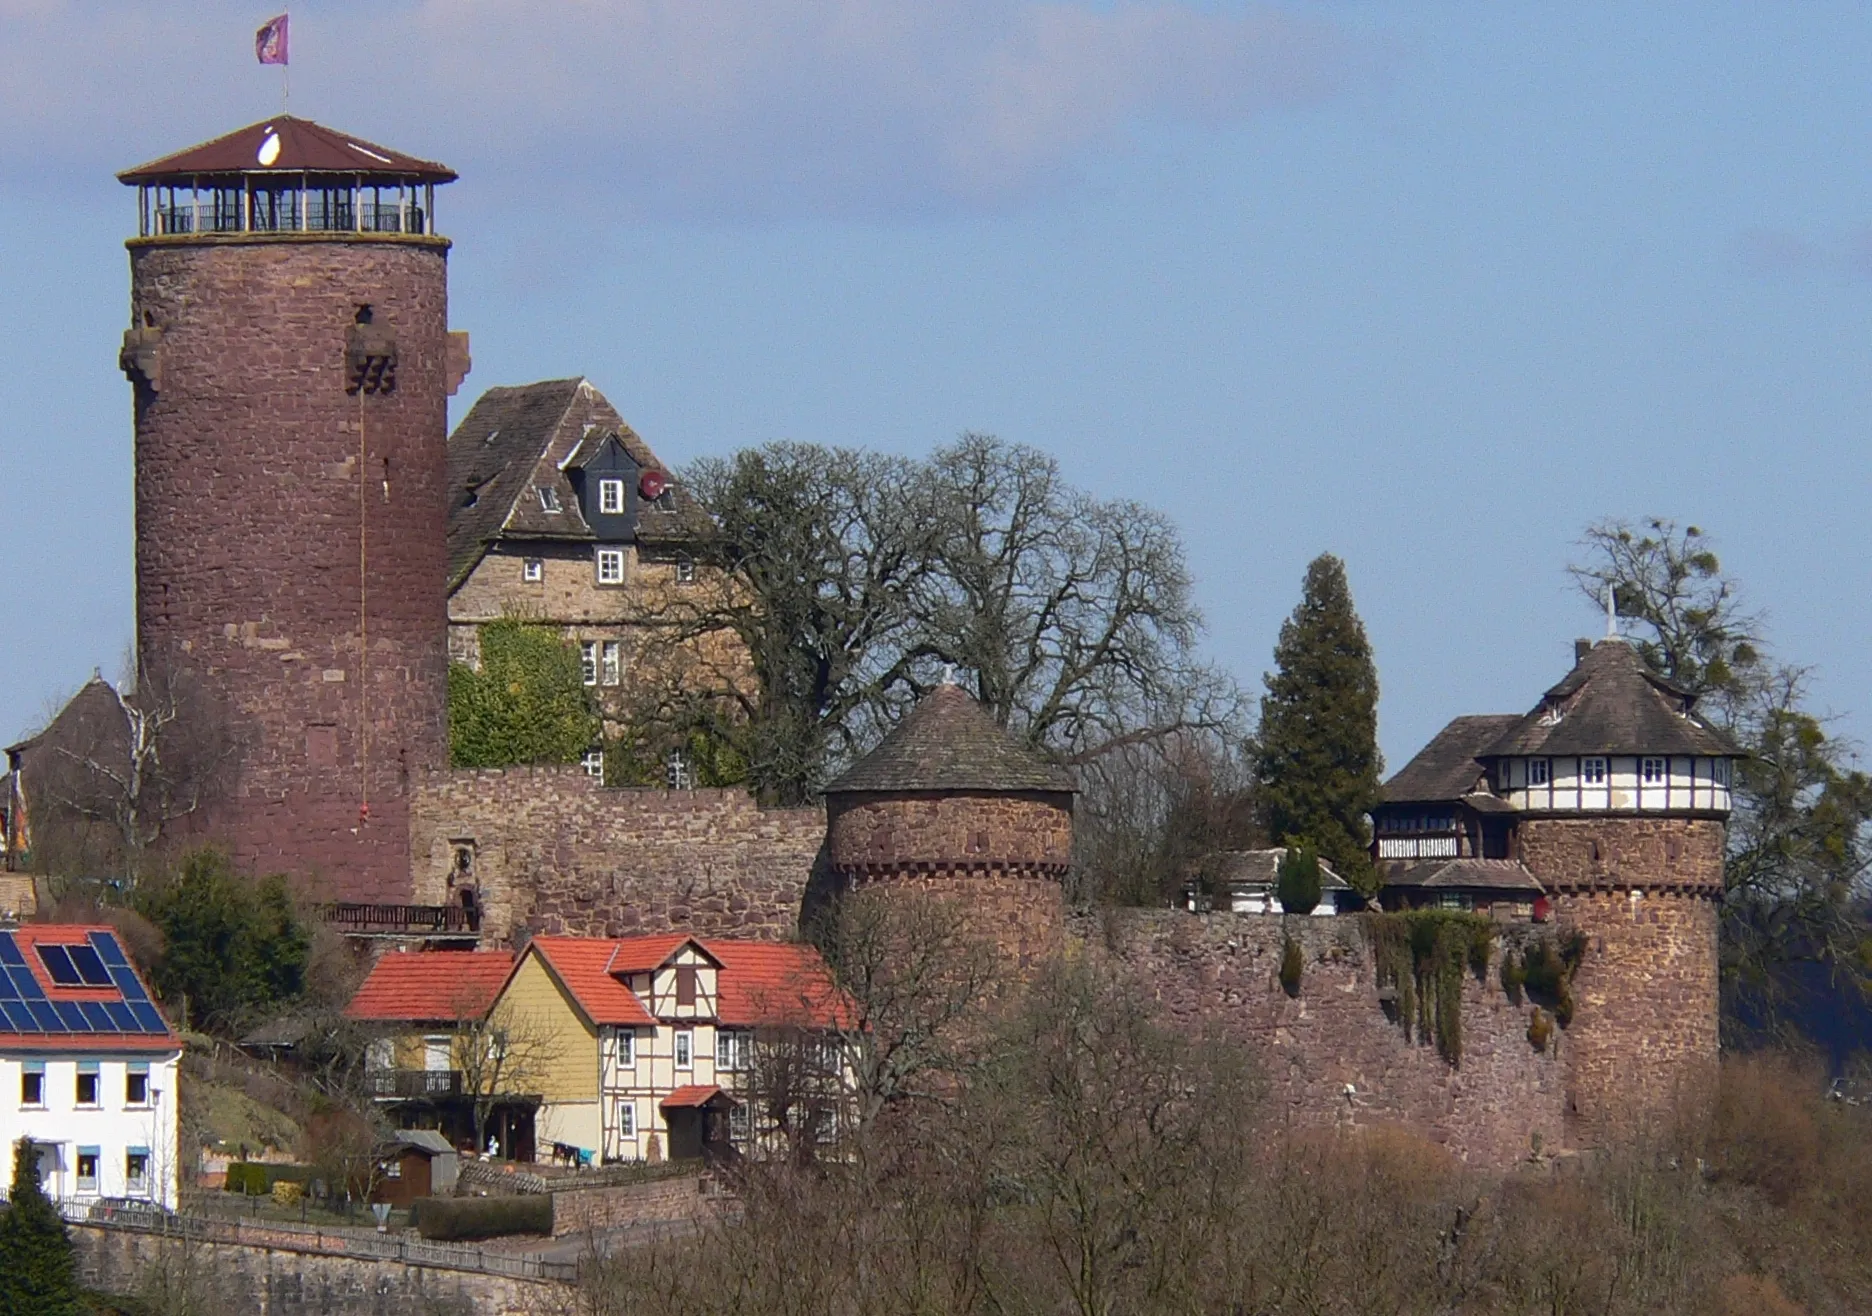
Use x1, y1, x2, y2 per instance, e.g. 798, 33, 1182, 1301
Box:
257, 130, 282, 167
639, 470, 668, 501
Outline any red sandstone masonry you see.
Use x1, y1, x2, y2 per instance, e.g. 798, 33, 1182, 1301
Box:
1081, 911, 1569, 1169
409, 770, 826, 944
131, 235, 452, 902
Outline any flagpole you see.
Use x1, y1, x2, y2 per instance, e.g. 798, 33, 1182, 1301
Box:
283, 11, 290, 113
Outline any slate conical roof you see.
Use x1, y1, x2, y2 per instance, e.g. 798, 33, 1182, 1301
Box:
1483, 639, 1738, 760
824, 685, 1076, 795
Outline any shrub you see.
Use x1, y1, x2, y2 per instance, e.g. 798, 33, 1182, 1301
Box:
1500, 949, 1526, 1004
224, 1163, 266, 1195
413, 1194, 553, 1241
271, 1180, 304, 1208
1280, 937, 1304, 996
1277, 846, 1323, 916
1527, 1007, 1553, 1053
0, 1137, 81, 1316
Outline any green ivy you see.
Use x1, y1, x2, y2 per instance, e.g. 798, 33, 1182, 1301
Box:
449, 619, 600, 769
1362, 911, 1495, 1067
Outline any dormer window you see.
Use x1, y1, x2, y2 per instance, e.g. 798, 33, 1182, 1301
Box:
1582, 757, 1607, 785
1528, 759, 1550, 787
536, 486, 561, 513
599, 478, 626, 515
1642, 757, 1667, 784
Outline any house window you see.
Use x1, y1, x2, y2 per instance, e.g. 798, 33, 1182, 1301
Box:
1528, 759, 1550, 787
1713, 759, 1731, 787
617, 1099, 636, 1139
1497, 761, 1513, 790
601, 640, 622, 686
675, 1029, 693, 1069
674, 555, 695, 585
729, 1102, 749, 1143
125, 1148, 150, 1195
536, 486, 561, 512
366, 1038, 394, 1070
617, 1030, 635, 1067
599, 478, 626, 515
76, 1148, 99, 1193
596, 547, 626, 585
666, 749, 692, 791
522, 558, 543, 583
423, 1036, 452, 1072
675, 966, 697, 1007
1642, 757, 1668, 784
1582, 757, 1607, 786
20, 1063, 43, 1107
126, 1063, 150, 1107
717, 1030, 748, 1071
581, 749, 605, 779
76, 1063, 100, 1107
580, 641, 599, 685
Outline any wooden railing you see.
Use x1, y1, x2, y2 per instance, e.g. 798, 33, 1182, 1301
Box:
365, 1068, 464, 1099
322, 903, 479, 936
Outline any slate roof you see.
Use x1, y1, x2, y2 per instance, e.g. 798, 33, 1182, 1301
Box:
444, 378, 707, 591
1484, 640, 1737, 760
824, 684, 1075, 795
1382, 859, 1545, 894
344, 950, 516, 1023
1195, 849, 1352, 891
120, 116, 456, 184
1381, 715, 1519, 805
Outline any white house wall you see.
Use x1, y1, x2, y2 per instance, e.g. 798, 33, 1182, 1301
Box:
1499, 756, 1731, 814
0, 1052, 180, 1208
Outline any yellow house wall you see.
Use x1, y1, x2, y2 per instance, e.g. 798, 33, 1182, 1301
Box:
489, 952, 599, 1104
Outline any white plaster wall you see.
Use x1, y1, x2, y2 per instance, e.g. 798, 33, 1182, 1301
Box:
0, 1052, 181, 1208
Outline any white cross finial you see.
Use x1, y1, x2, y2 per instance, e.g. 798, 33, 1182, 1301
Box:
1604, 583, 1618, 640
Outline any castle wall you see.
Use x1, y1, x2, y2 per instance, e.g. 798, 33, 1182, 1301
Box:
131, 235, 452, 902
1517, 817, 1723, 1138
409, 769, 825, 943
1081, 911, 1569, 1168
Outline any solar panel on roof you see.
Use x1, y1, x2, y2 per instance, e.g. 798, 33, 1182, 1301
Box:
26, 1001, 60, 1031
8, 964, 46, 1001
1, 1001, 37, 1032
0, 934, 27, 965
88, 931, 128, 967
0, 966, 16, 1002
67, 944, 112, 987
104, 962, 151, 1003
129, 1002, 166, 1033
103, 1002, 137, 1032
53, 1001, 90, 1031
38, 945, 82, 986
79, 1001, 113, 1031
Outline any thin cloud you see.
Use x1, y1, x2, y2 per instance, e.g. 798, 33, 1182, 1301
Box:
1737, 225, 1872, 281
1, 1, 1368, 217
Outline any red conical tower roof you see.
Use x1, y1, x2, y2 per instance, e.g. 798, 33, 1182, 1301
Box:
120, 116, 455, 184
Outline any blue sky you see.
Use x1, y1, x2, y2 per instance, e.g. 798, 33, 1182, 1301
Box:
1, 3, 1867, 769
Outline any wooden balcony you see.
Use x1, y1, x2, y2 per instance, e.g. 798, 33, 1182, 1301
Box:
322, 903, 479, 939
365, 1068, 464, 1101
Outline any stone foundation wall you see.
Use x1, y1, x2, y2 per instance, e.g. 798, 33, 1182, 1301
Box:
550, 1172, 716, 1235
410, 769, 827, 943
1081, 910, 1569, 1168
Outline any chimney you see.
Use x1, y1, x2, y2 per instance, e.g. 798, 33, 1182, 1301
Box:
1574, 638, 1593, 665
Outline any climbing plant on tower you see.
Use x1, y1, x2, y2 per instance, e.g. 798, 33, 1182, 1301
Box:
1254, 554, 1382, 895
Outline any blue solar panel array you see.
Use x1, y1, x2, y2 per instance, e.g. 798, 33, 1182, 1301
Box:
0, 931, 170, 1037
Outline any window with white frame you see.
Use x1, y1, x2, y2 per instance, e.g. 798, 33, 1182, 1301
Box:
125, 1148, 150, 1195
536, 486, 561, 513
1713, 758, 1731, 787
580, 641, 599, 685
675, 555, 695, 585
666, 748, 692, 791
717, 1029, 749, 1071
617, 1099, 636, 1138
601, 640, 621, 685
1528, 759, 1550, 787
580, 748, 604, 779
1642, 757, 1668, 784
1582, 757, 1607, 785
522, 558, 543, 583
729, 1102, 749, 1143
596, 547, 626, 585
617, 1029, 635, 1067
599, 478, 626, 515
675, 1028, 693, 1069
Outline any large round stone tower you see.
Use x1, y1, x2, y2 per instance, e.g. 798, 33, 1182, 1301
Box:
823, 684, 1076, 973
118, 118, 462, 900
1483, 639, 1739, 1135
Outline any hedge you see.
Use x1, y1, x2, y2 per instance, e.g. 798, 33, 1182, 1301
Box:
223, 1163, 313, 1195
412, 1194, 553, 1241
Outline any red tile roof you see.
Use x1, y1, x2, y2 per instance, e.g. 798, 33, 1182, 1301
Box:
603, 935, 718, 975
119, 116, 456, 184
344, 950, 514, 1023
2, 925, 177, 1053
707, 941, 853, 1030
524, 939, 656, 1028
661, 1084, 733, 1110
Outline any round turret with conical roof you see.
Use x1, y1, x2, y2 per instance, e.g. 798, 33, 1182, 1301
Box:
823, 684, 1076, 972
1482, 638, 1741, 1135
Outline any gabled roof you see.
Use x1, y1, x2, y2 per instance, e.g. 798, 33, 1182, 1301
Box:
824, 684, 1075, 795
1382, 859, 1545, 894
344, 950, 515, 1023
1484, 640, 1737, 760
119, 116, 455, 184
444, 378, 706, 591
6, 675, 126, 759
0, 925, 177, 1053
1193, 849, 1352, 892
522, 938, 656, 1028
1381, 715, 1519, 805
662, 1083, 735, 1110
708, 941, 853, 1030
605, 935, 720, 976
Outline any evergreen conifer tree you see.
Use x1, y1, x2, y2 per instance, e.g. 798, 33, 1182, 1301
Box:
0, 1137, 81, 1316
1255, 554, 1382, 894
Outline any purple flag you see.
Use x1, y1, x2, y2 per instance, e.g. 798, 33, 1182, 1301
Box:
256, 14, 289, 66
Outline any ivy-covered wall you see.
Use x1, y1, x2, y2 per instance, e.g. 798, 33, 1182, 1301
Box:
1076, 910, 1569, 1168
